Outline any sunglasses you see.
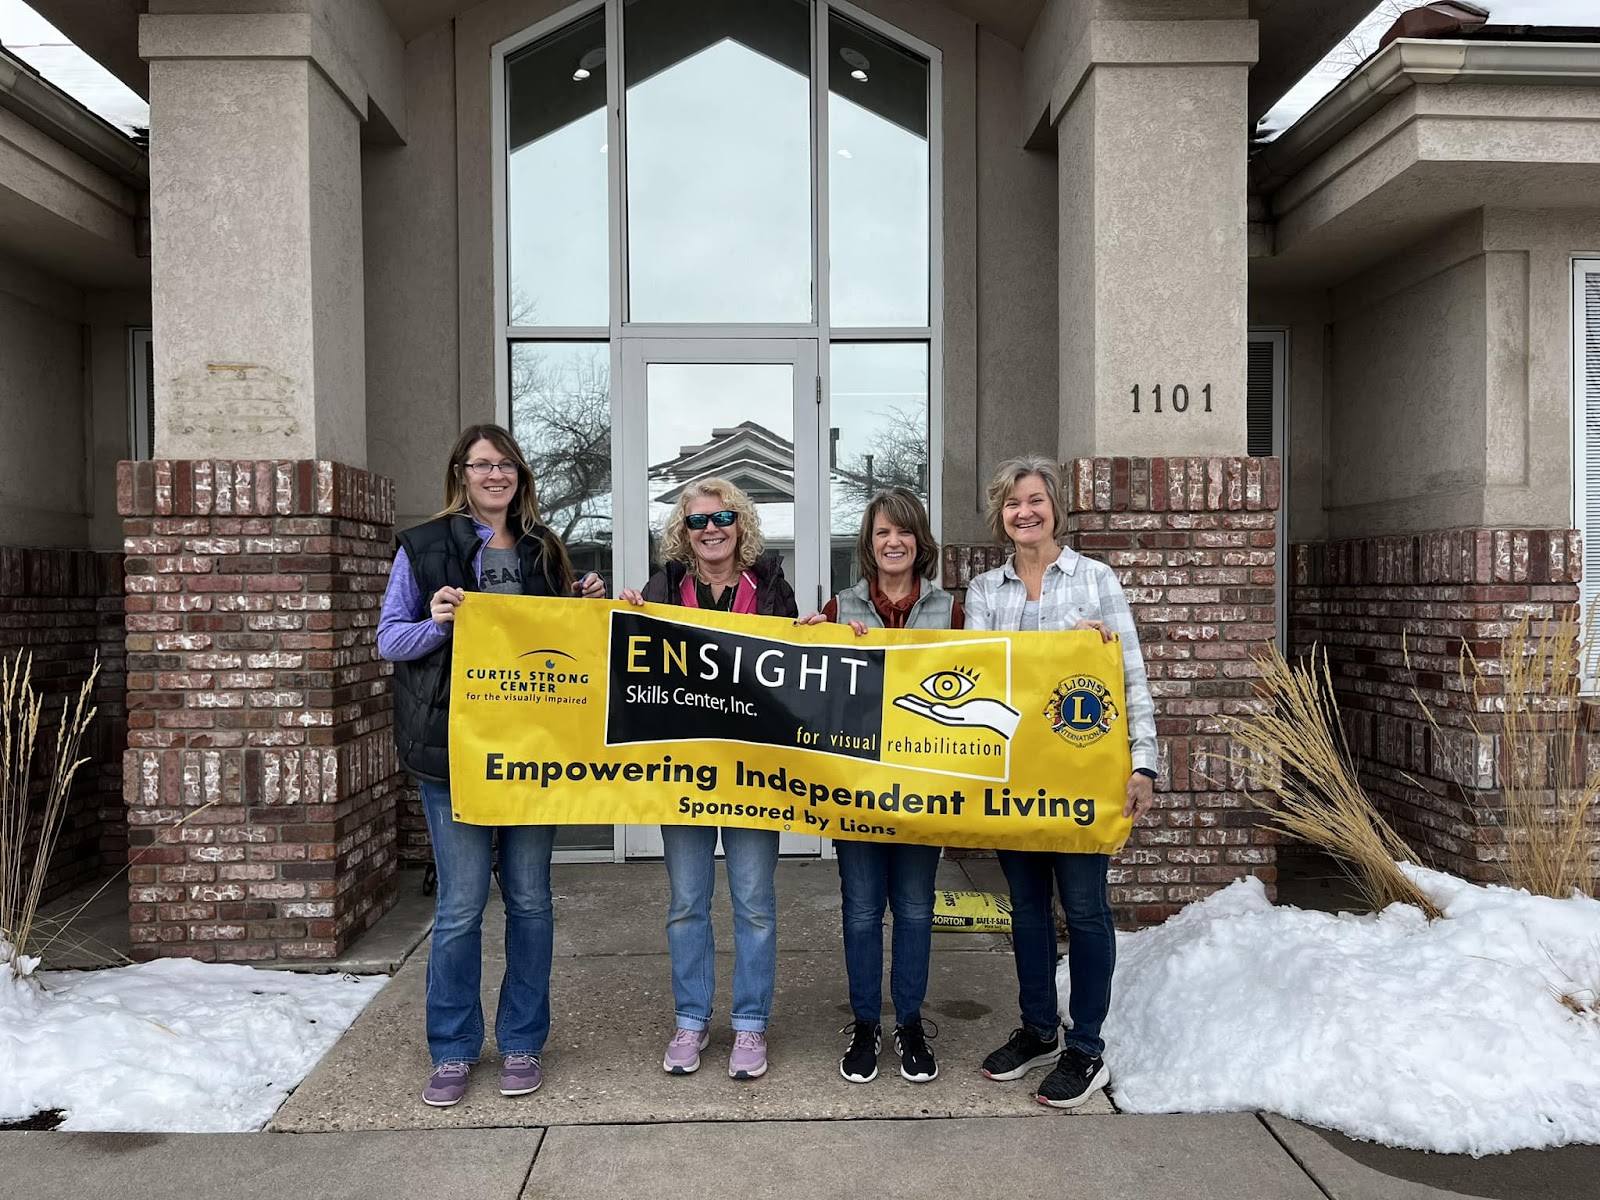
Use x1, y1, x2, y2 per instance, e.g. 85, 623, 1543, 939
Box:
685, 509, 738, 531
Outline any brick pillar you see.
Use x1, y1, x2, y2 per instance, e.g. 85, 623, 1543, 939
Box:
1067, 457, 1281, 923
118, 459, 399, 961
0, 547, 127, 900
1291, 530, 1581, 882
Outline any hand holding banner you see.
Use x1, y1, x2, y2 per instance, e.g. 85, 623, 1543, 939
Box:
448, 595, 1136, 854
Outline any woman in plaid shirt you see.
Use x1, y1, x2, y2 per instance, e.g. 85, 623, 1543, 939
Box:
965, 455, 1158, 1110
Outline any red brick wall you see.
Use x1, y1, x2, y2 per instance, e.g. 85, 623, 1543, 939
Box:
0, 547, 127, 900
119, 460, 401, 961
945, 457, 1282, 925
1291, 530, 1581, 882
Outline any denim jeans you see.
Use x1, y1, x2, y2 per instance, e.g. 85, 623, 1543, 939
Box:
420, 779, 557, 1066
660, 824, 779, 1032
836, 840, 941, 1026
996, 849, 1115, 1057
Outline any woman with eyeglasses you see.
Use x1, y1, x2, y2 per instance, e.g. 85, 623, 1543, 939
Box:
619, 477, 797, 1080
378, 423, 606, 1108
797, 487, 962, 1087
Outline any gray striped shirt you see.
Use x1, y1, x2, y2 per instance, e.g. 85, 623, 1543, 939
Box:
964, 545, 1158, 775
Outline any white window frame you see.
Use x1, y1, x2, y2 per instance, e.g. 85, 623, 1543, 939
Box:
1572, 258, 1600, 686
489, 1, 943, 861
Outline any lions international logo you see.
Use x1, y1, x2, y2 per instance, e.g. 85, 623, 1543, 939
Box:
1044, 675, 1119, 746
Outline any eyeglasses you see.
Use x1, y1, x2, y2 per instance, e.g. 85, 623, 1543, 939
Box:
463, 460, 518, 476
685, 509, 737, 531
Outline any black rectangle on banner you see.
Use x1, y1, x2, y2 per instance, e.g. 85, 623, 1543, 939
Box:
605, 610, 886, 761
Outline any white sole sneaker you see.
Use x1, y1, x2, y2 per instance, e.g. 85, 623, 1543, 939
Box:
663, 1029, 711, 1075
982, 1045, 1062, 1082
1037, 1061, 1110, 1109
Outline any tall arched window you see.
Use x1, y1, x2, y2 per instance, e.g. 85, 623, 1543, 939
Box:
494, 0, 940, 608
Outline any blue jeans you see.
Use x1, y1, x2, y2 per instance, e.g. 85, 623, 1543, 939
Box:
836, 840, 941, 1026
660, 824, 779, 1033
420, 780, 557, 1066
997, 850, 1115, 1057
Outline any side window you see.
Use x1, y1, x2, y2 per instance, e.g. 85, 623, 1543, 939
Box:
128, 327, 153, 460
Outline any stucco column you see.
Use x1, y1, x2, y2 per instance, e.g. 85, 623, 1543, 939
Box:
139, 14, 369, 465
1052, 20, 1257, 458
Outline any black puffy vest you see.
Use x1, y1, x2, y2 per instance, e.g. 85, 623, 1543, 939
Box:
391, 514, 562, 782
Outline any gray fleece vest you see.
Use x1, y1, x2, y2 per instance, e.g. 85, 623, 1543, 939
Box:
833, 578, 956, 629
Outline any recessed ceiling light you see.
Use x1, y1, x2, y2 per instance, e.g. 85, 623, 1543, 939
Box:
572, 67, 590, 80
840, 46, 870, 83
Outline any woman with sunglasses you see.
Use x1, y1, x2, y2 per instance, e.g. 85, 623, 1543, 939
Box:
378, 423, 606, 1108
619, 477, 797, 1080
797, 487, 961, 1086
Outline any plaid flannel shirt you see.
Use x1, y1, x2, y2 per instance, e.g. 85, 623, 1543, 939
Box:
964, 545, 1158, 775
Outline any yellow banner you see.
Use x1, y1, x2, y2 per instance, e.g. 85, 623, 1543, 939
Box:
448, 595, 1134, 854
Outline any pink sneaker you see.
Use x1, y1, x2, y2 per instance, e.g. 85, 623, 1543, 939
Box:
663, 1026, 711, 1075
728, 1030, 768, 1080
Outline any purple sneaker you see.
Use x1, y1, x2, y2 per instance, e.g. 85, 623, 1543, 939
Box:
728, 1030, 768, 1080
500, 1053, 542, 1097
423, 1061, 470, 1107
663, 1026, 711, 1074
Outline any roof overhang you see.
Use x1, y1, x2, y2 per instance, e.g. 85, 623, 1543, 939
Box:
1250, 38, 1600, 289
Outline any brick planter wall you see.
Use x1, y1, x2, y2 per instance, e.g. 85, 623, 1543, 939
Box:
0, 547, 127, 900
119, 460, 401, 961
945, 457, 1282, 925
1291, 530, 1581, 882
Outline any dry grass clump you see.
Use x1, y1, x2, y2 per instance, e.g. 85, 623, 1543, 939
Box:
1, 651, 100, 974
1419, 612, 1599, 900
1227, 644, 1443, 919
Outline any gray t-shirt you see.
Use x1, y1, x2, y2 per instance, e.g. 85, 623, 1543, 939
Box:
479, 546, 523, 594
1020, 599, 1040, 631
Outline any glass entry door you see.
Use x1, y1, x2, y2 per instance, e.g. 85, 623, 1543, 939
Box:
617, 339, 823, 859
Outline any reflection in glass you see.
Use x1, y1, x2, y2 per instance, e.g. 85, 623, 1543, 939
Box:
646, 363, 797, 585
828, 12, 929, 328
829, 342, 929, 596
509, 342, 614, 589
507, 11, 609, 327
625, 0, 812, 323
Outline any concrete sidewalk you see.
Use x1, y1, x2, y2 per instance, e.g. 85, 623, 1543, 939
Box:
9, 859, 1600, 1200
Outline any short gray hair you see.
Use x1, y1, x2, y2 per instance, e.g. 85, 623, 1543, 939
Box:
984, 455, 1069, 544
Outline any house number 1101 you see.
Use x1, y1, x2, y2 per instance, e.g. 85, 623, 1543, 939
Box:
1130, 383, 1212, 413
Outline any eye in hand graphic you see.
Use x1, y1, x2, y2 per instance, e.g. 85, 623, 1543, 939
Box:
893, 686, 1021, 741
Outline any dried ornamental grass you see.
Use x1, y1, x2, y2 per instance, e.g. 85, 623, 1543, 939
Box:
1410, 612, 1599, 900
1225, 644, 1442, 919
1, 651, 100, 974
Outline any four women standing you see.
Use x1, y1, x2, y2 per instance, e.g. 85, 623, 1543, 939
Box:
383, 441, 1156, 1109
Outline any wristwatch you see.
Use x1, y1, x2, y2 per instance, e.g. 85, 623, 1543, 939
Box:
1133, 767, 1158, 781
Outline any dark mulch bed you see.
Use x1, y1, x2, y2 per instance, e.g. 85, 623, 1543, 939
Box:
0, 1110, 65, 1131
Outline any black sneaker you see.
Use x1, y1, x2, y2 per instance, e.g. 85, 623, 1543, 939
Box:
894, 1018, 938, 1083
839, 1020, 881, 1083
981, 1027, 1061, 1081
1037, 1045, 1110, 1109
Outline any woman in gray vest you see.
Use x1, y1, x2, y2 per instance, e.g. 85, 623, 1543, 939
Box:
377, 423, 606, 1109
800, 486, 963, 1086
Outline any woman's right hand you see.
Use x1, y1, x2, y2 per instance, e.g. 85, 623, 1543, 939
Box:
619, 587, 646, 607
429, 586, 465, 627
797, 611, 827, 625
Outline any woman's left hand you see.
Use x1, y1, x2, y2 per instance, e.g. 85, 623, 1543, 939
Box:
572, 572, 607, 600
1075, 619, 1113, 643
1123, 772, 1155, 821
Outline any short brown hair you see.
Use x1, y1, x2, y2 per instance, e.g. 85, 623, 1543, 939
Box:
984, 455, 1069, 544
857, 488, 939, 583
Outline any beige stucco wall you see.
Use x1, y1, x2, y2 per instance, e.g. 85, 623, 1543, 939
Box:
360, 0, 1058, 543
0, 251, 88, 549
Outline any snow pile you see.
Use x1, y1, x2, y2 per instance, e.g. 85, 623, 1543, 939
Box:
1085, 868, 1600, 1155
0, 957, 386, 1132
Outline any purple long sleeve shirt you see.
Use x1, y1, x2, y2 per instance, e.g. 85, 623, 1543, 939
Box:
376, 517, 495, 663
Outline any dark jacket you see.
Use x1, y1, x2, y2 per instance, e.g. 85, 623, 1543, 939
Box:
391, 514, 565, 782
639, 552, 798, 619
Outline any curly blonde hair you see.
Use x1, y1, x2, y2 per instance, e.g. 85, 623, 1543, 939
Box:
661, 477, 765, 572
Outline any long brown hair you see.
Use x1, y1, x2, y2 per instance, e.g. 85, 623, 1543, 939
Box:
435, 423, 574, 592
857, 488, 939, 583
